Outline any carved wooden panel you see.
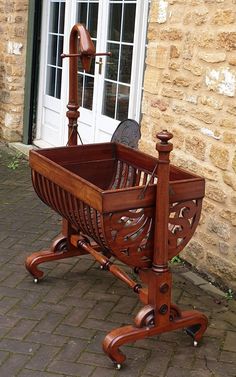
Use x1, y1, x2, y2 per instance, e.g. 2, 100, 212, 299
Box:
168, 199, 203, 259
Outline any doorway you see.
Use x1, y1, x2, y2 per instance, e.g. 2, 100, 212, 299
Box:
35, 0, 150, 147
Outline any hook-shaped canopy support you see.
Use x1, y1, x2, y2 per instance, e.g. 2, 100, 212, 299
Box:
62, 23, 111, 146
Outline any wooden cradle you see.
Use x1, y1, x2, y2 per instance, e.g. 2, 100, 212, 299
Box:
25, 24, 208, 369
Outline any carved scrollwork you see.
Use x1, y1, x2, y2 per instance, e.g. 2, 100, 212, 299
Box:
168, 199, 203, 259
103, 207, 154, 268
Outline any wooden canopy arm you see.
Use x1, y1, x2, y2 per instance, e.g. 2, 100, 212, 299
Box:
62, 23, 111, 146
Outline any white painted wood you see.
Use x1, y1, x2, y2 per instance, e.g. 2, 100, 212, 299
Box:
35, 0, 149, 147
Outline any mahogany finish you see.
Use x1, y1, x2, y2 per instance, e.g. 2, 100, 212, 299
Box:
25, 24, 208, 368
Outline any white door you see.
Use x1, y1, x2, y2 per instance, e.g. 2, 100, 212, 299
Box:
35, 0, 150, 147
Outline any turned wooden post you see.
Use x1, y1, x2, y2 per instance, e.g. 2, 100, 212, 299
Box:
153, 130, 173, 269
66, 24, 95, 146
148, 130, 173, 326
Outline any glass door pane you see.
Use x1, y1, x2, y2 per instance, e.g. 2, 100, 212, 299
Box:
102, 0, 137, 121
46, 0, 65, 99
76, 1, 99, 111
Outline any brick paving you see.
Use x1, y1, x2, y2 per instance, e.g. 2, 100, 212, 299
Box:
0, 142, 236, 377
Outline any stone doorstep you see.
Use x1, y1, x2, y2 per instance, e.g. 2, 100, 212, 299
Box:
181, 270, 225, 297
8, 142, 36, 158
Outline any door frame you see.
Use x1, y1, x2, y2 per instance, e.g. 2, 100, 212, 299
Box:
30, 0, 150, 147
93, 0, 150, 142
23, 0, 42, 145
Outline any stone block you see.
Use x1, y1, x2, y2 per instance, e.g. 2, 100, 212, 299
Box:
146, 44, 169, 69
217, 32, 236, 51
143, 67, 161, 94
173, 76, 191, 87
222, 131, 236, 144
185, 136, 206, 160
170, 45, 180, 58
161, 87, 184, 99
212, 9, 236, 25
183, 62, 203, 76
198, 52, 226, 63
220, 209, 236, 226
228, 54, 236, 66
205, 184, 226, 203
160, 28, 183, 41
200, 96, 223, 110
210, 144, 229, 170
227, 105, 236, 116
223, 172, 236, 191
191, 108, 215, 124
232, 152, 236, 174
207, 217, 231, 240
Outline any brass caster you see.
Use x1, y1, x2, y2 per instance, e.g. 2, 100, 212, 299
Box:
115, 363, 122, 370
33, 278, 39, 284
193, 340, 198, 347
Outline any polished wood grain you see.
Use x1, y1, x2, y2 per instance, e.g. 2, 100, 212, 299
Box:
25, 24, 208, 368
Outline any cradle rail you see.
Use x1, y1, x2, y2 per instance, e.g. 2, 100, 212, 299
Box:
29, 141, 204, 268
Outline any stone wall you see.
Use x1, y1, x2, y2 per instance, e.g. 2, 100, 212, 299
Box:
140, 0, 236, 289
0, 0, 28, 141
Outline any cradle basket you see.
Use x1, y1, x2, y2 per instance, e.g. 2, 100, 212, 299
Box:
30, 142, 204, 269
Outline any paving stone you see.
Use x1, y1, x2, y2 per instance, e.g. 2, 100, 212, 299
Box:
63, 307, 91, 326
34, 313, 65, 333
0, 350, 10, 364
59, 296, 95, 309
56, 339, 88, 362
85, 331, 107, 354
47, 360, 94, 376
25, 345, 60, 370
26, 331, 68, 347
0, 314, 19, 328
0, 143, 236, 377
88, 301, 115, 320
34, 302, 71, 316
18, 370, 65, 377
219, 350, 236, 364
6, 318, 38, 340
199, 282, 226, 297
113, 296, 138, 314
181, 271, 209, 286
194, 336, 221, 361
194, 358, 236, 376
222, 331, 236, 352
0, 338, 40, 354
0, 353, 30, 377
142, 351, 170, 376
169, 345, 196, 368
82, 317, 121, 332
78, 351, 112, 367
90, 366, 116, 377
54, 324, 96, 340
0, 297, 20, 314
166, 367, 212, 377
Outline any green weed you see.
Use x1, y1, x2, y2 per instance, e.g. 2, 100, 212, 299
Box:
7, 152, 23, 170
170, 255, 183, 264
225, 288, 234, 301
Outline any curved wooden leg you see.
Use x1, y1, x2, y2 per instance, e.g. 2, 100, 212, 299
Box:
103, 306, 208, 367
25, 233, 86, 281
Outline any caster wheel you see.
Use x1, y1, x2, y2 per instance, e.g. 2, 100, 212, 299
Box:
33, 278, 38, 284
56, 240, 67, 252
185, 324, 201, 338
115, 363, 122, 370
134, 305, 155, 328
193, 340, 198, 347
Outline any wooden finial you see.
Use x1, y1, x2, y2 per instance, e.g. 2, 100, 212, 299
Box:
156, 130, 173, 144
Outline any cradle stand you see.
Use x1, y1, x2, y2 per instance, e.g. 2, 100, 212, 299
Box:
25, 24, 208, 368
